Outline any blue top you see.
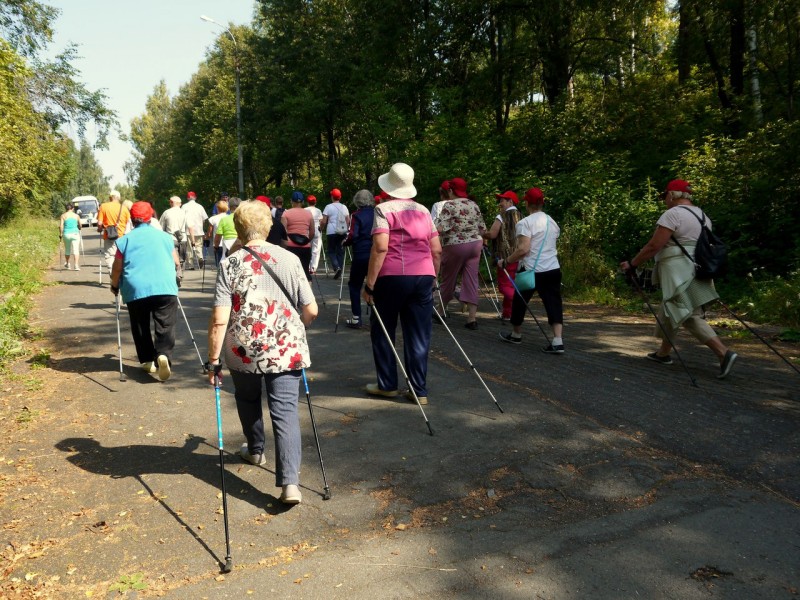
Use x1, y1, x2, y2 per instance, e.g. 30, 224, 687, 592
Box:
62, 215, 80, 234
350, 206, 375, 261
116, 223, 178, 303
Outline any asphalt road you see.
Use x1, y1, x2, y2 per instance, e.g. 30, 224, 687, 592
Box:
2, 228, 798, 598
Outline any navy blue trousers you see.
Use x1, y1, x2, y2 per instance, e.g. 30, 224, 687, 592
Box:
369, 275, 434, 396
347, 258, 369, 319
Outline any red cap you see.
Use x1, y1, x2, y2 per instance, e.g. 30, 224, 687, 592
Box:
448, 178, 468, 198
306, 194, 317, 204
439, 180, 451, 191
255, 195, 271, 207
130, 201, 153, 221
665, 179, 692, 194
524, 187, 544, 205
495, 191, 519, 205
330, 188, 342, 200
187, 191, 197, 199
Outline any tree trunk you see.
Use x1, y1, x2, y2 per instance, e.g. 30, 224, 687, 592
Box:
729, 0, 745, 96
747, 26, 763, 124
677, 1, 691, 84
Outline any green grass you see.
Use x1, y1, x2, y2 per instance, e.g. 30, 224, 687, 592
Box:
0, 217, 60, 361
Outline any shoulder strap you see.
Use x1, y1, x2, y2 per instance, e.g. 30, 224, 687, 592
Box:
241, 246, 299, 315
532, 215, 550, 271
112, 201, 124, 227
678, 205, 706, 226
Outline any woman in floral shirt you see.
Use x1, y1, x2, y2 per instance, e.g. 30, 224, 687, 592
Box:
436, 177, 486, 329
207, 200, 318, 505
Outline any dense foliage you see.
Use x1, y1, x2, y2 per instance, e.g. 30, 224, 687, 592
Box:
0, 0, 115, 221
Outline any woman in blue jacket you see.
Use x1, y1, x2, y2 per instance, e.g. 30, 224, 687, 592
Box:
343, 190, 375, 328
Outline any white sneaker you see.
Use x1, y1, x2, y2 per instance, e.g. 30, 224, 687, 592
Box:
74, 266, 80, 271
280, 484, 302, 504
239, 443, 266, 466
156, 355, 171, 381
140, 361, 157, 373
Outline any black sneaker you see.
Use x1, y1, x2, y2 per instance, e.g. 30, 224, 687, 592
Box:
333, 269, 342, 280
499, 332, 521, 344
717, 350, 738, 379
346, 318, 361, 329
542, 343, 565, 354
464, 321, 478, 330
646, 351, 673, 365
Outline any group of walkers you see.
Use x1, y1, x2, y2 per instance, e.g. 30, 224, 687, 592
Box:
78, 166, 737, 507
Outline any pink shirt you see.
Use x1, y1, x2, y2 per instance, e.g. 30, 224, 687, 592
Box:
372, 199, 438, 277
282, 207, 314, 247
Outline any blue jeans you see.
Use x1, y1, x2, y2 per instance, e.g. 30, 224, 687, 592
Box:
229, 370, 302, 487
369, 275, 434, 396
348, 258, 369, 319
327, 233, 346, 271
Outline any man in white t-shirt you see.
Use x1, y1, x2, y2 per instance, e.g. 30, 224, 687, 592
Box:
320, 188, 349, 279
160, 196, 187, 266
305, 194, 324, 273
182, 191, 209, 269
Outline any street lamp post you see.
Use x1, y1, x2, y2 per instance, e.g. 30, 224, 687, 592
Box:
200, 15, 244, 198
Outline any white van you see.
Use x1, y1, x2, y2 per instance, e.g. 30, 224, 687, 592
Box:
72, 196, 100, 227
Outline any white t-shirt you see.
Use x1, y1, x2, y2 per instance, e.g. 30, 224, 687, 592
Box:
430, 200, 449, 226
182, 200, 209, 236
323, 202, 349, 235
305, 206, 322, 227
516, 212, 560, 272
656, 205, 710, 261
207, 213, 227, 243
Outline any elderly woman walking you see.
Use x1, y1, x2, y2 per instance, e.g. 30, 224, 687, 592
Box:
343, 190, 375, 328
207, 200, 318, 504
620, 179, 737, 378
436, 177, 486, 329
498, 187, 565, 353
282, 191, 316, 280
483, 191, 522, 320
362, 163, 442, 404
60, 202, 82, 270
110, 202, 182, 381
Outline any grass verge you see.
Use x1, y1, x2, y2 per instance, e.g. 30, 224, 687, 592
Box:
0, 217, 60, 362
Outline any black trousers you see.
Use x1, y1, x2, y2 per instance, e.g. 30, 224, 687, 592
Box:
126, 295, 178, 364
510, 268, 563, 327
286, 245, 312, 280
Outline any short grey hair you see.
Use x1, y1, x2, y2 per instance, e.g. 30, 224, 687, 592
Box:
228, 196, 242, 211
109, 190, 121, 200
353, 189, 374, 208
234, 199, 273, 242
169, 195, 182, 206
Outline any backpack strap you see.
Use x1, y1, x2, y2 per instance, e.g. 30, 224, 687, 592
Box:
670, 206, 704, 263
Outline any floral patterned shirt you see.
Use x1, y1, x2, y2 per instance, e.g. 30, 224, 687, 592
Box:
214, 243, 314, 374
436, 198, 486, 246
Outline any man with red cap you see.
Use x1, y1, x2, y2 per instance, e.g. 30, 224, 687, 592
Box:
110, 202, 183, 382
621, 179, 737, 379
304, 194, 324, 274
321, 187, 349, 279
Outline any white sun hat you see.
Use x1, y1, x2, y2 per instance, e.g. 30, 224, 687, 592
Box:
378, 162, 417, 199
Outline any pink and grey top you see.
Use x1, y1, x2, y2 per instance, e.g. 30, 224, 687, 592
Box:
371, 199, 438, 277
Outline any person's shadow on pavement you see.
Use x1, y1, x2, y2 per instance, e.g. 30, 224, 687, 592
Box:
55, 435, 291, 567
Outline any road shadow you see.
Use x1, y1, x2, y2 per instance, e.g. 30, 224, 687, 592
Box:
55, 435, 292, 569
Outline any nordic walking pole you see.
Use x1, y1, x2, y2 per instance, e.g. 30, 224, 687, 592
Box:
716, 299, 800, 377
370, 303, 434, 435
482, 247, 501, 309
212, 365, 233, 573
334, 248, 348, 332
624, 269, 698, 388
201, 243, 207, 292
321, 242, 329, 275
59, 238, 64, 269
503, 267, 551, 344
115, 294, 127, 382
79, 231, 85, 267
300, 369, 332, 499
432, 306, 504, 413
477, 270, 502, 317
177, 297, 207, 371
434, 284, 448, 319
98, 236, 103, 285
313, 273, 326, 307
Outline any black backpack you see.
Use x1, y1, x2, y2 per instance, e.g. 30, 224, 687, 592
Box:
672, 206, 728, 280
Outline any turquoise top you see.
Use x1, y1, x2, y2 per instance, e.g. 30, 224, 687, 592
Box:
115, 224, 178, 303
62, 215, 80, 234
